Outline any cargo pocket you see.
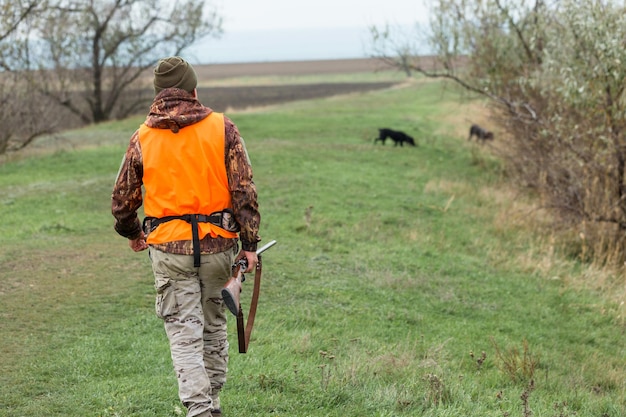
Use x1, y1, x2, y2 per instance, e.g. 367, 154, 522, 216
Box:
155, 277, 178, 319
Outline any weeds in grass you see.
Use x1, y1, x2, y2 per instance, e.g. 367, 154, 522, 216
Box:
497, 380, 539, 417
318, 350, 336, 390
551, 400, 578, 417
423, 373, 451, 407
520, 379, 535, 417
495, 389, 511, 417
469, 350, 487, 371
257, 373, 287, 393
491, 337, 540, 383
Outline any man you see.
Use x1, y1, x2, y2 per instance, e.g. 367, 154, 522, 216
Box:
111, 56, 261, 417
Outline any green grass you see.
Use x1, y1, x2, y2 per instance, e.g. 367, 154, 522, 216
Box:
0, 78, 624, 417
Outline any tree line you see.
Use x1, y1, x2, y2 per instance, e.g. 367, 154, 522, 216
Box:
373, 0, 626, 267
0, 0, 221, 153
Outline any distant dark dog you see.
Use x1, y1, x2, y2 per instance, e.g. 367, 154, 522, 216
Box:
468, 124, 494, 143
374, 128, 416, 147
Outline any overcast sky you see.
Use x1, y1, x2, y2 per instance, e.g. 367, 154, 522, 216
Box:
212, 0, 429, 32
190, 1, 429, 63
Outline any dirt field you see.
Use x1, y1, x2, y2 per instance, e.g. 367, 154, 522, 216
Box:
193, 58, 405, 112
195, 81, 396, 112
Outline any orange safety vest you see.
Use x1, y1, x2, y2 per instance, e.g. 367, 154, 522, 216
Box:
139, 112, 238, 245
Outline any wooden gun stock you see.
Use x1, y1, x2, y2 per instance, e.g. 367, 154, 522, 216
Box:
221, 239, 277, 353
221, 262, 245, 317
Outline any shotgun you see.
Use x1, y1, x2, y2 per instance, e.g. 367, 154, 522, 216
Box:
221, 239, 277, 353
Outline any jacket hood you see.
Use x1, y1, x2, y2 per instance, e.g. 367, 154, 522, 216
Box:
145, 88, 212, 133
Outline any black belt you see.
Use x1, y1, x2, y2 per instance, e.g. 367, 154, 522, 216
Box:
143, 211, 239, 267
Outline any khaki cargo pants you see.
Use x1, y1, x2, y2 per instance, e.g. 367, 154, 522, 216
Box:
149, 246, 236, 417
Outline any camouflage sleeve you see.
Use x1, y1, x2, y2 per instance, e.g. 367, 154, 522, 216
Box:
111, 130, 144, 239
224, 116, 261, 252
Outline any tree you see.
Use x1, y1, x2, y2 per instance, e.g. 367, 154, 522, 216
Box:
20, 0, 222, 124
0, 0, 58, 154
371, 0, 626, 265
0, 0, 39, 71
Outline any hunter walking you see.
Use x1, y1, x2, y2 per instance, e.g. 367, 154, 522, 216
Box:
111, 56, 261, 417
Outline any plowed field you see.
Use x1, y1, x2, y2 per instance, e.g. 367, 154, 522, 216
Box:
193, 58, 404, 112
195, 81, 396, 112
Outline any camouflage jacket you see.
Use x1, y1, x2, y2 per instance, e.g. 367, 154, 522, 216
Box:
111, 88, 261, 254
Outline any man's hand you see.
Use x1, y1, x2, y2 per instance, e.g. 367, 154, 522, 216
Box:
237, 250, 258, 273
129, 231, 148, 252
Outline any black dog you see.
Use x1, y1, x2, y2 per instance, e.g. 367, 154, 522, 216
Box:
374, 128, 416, 147
468, 124, 494, 143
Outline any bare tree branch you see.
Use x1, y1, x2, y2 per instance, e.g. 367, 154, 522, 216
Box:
23, 0, 222, 123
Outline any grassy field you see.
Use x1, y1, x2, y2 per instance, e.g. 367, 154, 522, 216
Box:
0, 71, 624, 417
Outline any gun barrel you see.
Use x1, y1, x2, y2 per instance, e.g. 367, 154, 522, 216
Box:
256, 239, 277, 255
234, 239, 277, 271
